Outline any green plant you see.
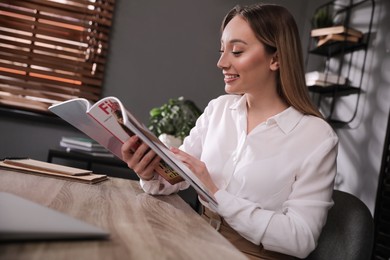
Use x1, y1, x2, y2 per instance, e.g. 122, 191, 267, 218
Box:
148, 97, 202, 141
311, 6, 334, 29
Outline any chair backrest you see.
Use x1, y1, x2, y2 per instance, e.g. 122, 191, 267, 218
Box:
305, 190, 374, 260
372, 108, 390, 260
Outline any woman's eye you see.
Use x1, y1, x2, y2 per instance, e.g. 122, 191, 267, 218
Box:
219, 50, 243, 56
232, 51, 243, 56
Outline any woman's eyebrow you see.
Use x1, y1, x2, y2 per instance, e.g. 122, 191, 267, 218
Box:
221, 39, 248, 45
229, 39, 248, 45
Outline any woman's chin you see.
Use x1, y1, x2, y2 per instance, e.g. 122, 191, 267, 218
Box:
225, 85, 236, 94
225, 86, 243, 95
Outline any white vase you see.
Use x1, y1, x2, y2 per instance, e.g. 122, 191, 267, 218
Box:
158, 134, 182, 148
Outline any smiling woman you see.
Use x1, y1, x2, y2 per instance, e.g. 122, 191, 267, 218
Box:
120, 3, 339, 260
0, 0, 115, 114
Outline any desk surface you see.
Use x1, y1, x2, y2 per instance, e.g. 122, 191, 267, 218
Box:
0, 168, 246, 260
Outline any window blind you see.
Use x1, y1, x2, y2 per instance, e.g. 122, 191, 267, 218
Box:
0, 0, 115, 113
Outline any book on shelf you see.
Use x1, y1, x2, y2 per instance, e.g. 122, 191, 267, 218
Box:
49, 96, 217, 208
305, 71, 346, 87
0, 158, 108, 184
60, 137, 113, 157
316, 33, 360, 47
60, 137, 104, 148
311, 25, 363, 38
306, 79, 335, 87
60, 140, 109, 153
63, 147, 115, 158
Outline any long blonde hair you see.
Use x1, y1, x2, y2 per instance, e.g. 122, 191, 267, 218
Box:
222, 4, 323, 118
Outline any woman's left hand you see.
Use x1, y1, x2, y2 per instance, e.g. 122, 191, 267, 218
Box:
170, 147, 218, 194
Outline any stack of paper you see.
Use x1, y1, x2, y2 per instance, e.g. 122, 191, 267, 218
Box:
0, 158, 108, 184
305, 71, 347, 87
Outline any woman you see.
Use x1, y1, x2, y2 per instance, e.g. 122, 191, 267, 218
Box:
122, 3, 338, 259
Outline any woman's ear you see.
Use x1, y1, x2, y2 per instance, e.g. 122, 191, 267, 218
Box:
270, 53, 279, 71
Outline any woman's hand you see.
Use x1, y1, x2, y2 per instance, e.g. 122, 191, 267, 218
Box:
170, 147, 218, 194
121, 135, 161, 181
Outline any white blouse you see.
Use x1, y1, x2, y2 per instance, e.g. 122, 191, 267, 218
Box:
140, 94, 338, 258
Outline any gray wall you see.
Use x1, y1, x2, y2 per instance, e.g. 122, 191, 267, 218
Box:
1, 0, 389, 214
0, 0, 305, 160
332, 0, 390, 213
303, 0, 390, 213
104, 0, 307, 123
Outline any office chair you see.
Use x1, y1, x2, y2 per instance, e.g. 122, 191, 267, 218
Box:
372, 108, 390, 260
305, 190, 374, 260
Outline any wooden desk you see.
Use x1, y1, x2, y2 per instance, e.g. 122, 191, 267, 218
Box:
0, 169, 247, 260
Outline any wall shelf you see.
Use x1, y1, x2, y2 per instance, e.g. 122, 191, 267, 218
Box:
308, 84, 361, 96
306, 0, 375, 128
309, 39, 367, 56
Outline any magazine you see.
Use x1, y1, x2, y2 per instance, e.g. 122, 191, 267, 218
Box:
49, 97, 217, 208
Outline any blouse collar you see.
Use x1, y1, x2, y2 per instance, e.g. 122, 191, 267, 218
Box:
229, 94, 304, 134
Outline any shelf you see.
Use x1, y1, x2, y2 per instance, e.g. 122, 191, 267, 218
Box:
309, 40, 367, 56
327, 119, 351, 129
308, 84, 361, 96
305, 0, 375, 128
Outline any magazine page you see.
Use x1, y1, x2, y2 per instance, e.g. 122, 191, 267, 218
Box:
85, 97, 130, 160
86, 97, 185, 185
49, 98, 124, 159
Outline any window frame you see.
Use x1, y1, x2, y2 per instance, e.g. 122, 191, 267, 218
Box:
0, 0, 115, 114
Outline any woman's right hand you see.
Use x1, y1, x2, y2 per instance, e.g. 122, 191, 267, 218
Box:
121, 135, 161, 181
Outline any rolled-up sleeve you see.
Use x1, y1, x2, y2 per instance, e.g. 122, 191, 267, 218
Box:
140, 175, 189, 195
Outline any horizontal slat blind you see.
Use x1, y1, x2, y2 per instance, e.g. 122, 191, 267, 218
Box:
0, 0, 115, 113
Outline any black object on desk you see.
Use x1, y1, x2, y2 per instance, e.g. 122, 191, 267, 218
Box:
0, 192, 109, 241
47, 148, 137, 180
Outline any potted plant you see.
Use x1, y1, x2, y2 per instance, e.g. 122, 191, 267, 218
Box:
311, 6, 334, 29
148, 97, 202, 147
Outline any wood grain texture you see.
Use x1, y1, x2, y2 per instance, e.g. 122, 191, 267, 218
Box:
0, 169, 247, 260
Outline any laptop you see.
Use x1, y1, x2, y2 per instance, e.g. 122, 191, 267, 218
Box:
0, 192, 109, 241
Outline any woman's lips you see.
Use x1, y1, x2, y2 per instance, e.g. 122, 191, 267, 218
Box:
224, 74, 239, 83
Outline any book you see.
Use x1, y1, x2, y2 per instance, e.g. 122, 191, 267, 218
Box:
0, 158, 108, 184
60, 137, 104, 148
60, 140, 109, 153
316, 33, 360, 47
305, 71, 346, 86
311, 26, 363, 38
49, 97, 217, 208
306, 80, 332, 87
63, 147, 115, 158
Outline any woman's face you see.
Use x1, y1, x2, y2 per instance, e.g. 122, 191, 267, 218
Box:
217, 15, 277, 95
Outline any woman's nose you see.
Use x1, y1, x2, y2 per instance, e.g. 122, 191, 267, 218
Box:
217, 52, 229, 69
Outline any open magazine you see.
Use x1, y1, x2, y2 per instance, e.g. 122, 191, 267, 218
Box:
49, 97, 217, 208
